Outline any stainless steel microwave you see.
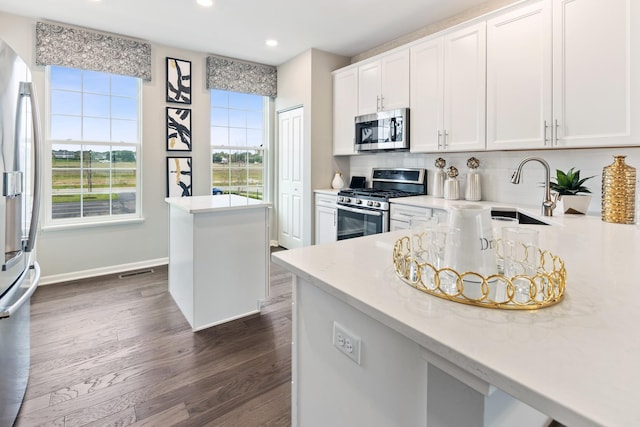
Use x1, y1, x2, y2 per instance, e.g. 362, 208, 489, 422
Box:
354, 108, 409, 152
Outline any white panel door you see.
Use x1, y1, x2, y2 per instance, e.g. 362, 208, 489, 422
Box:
333, 68, 358, 155
358, 60, 381, 115
553, 0, 633, 147
443, 22, 487, 152
278, 107, 304, 249
410, 37, 444, 152
380, 49, 410, 111
486, 1, 552, 150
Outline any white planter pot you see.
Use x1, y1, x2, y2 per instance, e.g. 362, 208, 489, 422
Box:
557, 194, 592, 215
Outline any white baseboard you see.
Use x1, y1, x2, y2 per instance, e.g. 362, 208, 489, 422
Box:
40, 257, 169, 285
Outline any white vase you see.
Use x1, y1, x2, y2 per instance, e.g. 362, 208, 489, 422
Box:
331, 172, 345, 190
557, 194, 592, 214
465, 169, 481, 201
433, 168, 445, 198
443, 177, 459, 200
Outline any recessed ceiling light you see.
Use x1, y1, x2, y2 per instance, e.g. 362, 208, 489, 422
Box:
265, 39, 278, 47
197, 0, 213, 7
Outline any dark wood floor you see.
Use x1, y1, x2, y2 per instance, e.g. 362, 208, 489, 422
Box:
15, 253, 292, 427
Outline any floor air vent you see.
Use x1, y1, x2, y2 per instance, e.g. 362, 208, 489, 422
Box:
119, 269, 154, 279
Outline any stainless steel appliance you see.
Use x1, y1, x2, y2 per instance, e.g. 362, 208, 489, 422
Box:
336, 168, 426, 240
354, 108, 409, 152
0, 38, 43, 426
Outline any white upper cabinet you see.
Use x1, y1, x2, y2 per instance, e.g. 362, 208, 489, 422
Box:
486, 1, 552, 150
553, 0, 635, 148
410, 22, 486, 152
333, 67, 358, 155
358, 50, 410, 115
488, 0, 636, 149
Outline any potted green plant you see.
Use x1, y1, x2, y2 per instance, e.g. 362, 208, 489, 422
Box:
550, 168, 595, 214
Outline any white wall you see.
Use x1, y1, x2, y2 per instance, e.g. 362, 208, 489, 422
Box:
0, 11, 215, 283
348, 148, 640, 215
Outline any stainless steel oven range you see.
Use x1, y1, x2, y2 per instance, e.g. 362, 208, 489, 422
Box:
336, 168, 427, 240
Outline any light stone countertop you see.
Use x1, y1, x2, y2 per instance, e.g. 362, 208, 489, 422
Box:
272, 201, 640, 426
165, 194, 272, 214
314, 188, 341, 195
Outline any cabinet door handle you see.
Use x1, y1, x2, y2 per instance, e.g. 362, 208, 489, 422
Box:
376, 96, 380, 112
437, 130, 442, 149
380, 95, 384, 111
443, 130, 449, 149
543, 120, 550, 146
554, 120, 560, 145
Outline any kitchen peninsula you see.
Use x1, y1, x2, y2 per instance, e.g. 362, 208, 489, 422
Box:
166, 195, 271, 331
272, 200, 640, 426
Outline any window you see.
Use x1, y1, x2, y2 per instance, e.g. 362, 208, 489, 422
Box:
210, 89, 266, 200
47, 66, 141, 224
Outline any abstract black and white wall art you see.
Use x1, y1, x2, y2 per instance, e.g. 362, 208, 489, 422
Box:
166, 57, 191, 104
167, 157, 192, 197
166, 107, 192, 151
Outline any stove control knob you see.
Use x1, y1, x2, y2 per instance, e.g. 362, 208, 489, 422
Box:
367, 201, 373, 207
355, 199, 362, 204
338, 196, 343, 203
374, 201, 381, 208
344, 197, 351, 203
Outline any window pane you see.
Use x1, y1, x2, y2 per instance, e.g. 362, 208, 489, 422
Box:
83, 191, 110, 217
113, 169, 136, 188
83, 117, 110, 141
52, 193, 81, 219
112, 120, 137, 142
83, 71, 110, 94
229, 128, 246, 146
211, 90, 228, 107
84, 146, 111, 169
112, 147, 137, 166
229, 109, 246, 127
112, 191, 136, 215
52, 169, 81, 192
247, 129, 263, 147
84, 169, 110, 192
111, 75, 138, 97
51, 115, 82, 140
51, 90, 81, 116
112, 97, 137, 120
211, 107, 228, 126
52, 144, 81, 167
246, 110, 263, 129
212, 126, 229, 146
50, 66, 81, 91
228, 92, 249, 109
83, 93, 110, 118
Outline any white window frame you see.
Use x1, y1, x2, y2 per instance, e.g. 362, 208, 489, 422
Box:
43, 66, 143, 229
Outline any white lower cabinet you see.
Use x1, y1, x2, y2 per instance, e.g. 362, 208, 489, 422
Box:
315, 192, 337, 244
390, 204, 448, 230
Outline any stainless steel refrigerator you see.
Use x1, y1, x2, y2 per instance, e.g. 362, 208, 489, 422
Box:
0, 38, 42, 426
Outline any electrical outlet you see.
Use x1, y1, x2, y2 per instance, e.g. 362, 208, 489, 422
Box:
333, 321, 361, 364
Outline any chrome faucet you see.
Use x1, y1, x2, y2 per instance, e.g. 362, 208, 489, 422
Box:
511, 157, 556, 216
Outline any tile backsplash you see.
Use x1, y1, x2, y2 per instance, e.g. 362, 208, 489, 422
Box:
348, 147, 640, 214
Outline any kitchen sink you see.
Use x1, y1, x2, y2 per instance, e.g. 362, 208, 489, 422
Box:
490, 208, 551, 226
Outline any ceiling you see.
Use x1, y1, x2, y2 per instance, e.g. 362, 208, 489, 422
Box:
0, 0, 489, 66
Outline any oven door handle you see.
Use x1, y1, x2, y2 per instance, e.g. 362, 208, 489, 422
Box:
337, 205, 383, 217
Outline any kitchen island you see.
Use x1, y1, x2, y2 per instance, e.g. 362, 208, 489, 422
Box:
166, 195, 271, 331
272, 199, 640, 426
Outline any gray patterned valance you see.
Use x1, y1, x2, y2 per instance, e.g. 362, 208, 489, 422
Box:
35, 22, 152, 81
206, 55, 277, 97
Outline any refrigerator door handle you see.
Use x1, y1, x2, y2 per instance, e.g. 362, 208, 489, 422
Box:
0, 262, 40, 319
21, 82, 42, 253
